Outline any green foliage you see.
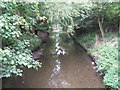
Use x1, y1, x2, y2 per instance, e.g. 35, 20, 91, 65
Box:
77, 31, 118, 88
74, 2, 119, 36
103, 65, 118, 88
0, 45, 41, 78
0, 2, 42, 78
1, 2, 51, 32
19, 32, 41, 51
94, 40, 118, 88
105, 2, 120, 26
43, 2, 80, 33
0, 14, 25, 46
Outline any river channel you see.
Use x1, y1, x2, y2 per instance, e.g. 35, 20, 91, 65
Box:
2, 28, 104, 88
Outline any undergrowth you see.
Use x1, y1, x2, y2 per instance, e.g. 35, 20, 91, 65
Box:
77, 31, 119, 89
19, 32, 41, 51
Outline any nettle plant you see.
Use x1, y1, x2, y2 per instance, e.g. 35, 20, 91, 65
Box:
0, 12, 41, 78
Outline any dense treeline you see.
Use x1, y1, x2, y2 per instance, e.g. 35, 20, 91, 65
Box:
0, 1, 119, 89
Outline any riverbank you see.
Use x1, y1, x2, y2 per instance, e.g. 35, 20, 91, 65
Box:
76, 31, 118, 88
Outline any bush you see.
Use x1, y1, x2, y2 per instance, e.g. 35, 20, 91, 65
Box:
19, 32, 41, 51
91, 40, 118, 88
0, 45, 41, 78
0, 10, 42, 78
77, 31, 118, 88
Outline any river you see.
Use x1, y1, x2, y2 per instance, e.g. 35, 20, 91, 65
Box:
2, 28, 104, 88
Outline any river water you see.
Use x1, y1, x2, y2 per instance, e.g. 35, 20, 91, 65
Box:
2, 29, 104, 88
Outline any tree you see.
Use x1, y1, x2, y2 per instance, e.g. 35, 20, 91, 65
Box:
41, 2, 80, 34
90, 2, 119, 38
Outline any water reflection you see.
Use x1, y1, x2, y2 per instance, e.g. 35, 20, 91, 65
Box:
49, 59, 70, 87
52, 25, 67, 56
49, 25, 70, 87
53, 60, 61, 74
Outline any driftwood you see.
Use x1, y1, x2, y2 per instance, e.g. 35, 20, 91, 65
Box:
32, 50, 43, 60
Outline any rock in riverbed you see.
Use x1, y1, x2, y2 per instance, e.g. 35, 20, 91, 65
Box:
32, 50, 43, 60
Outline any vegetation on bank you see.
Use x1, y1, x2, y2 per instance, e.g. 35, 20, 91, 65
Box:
19, 32, 41, 51
0, 12, 42, 78
0, 2, 45, 78
77, 31, 118, 88
72, 2, 119, 88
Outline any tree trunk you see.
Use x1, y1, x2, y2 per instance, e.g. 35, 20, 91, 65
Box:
97, 17, 105, 38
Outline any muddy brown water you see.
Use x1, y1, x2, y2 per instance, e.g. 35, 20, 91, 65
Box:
2, 32, 104, 88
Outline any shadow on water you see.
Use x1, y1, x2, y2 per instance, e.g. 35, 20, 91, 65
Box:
2, 30, 104, 88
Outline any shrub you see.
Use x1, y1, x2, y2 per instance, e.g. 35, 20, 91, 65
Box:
91, 40, 118, 88
77, 31, 118, 88
19, 32, 41, 51
0, 11, 42, 78
0, 45, 41, 78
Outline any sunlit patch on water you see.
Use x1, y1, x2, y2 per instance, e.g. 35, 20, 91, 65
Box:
55, 46, 66, 55
53, 60, 61, 74
51, 25, 67, 56
49, 59, 61, 80
48, 59, 70, 87
48, 78, 71, 88
51, 37, 67, 56
48, 25, 71, 87
61, 81, 71, 87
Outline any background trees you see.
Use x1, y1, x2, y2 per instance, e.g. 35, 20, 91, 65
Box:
73, 2, 119, 38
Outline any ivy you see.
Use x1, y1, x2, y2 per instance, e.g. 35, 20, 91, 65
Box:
0, 2, 42, 78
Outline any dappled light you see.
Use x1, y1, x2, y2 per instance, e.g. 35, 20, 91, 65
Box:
0, 1, 119, 89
